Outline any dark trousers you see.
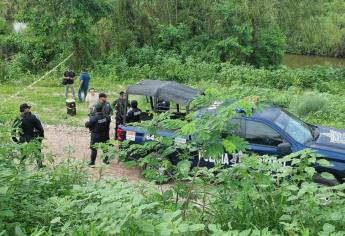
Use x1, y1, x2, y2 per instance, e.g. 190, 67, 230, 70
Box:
19, 137, 43, 168
78, 86, 88, 102
115, 117, 123, 139
90, 141, 109, 165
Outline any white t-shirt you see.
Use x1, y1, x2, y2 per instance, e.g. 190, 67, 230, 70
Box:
85, 93, 99, 109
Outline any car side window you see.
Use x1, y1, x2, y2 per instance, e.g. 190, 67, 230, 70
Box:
229, 118, 241, 136
245, 120, 283, 147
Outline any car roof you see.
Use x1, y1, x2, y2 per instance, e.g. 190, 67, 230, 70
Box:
252, 105, 283, 121
202, 100, 283, 122
126, 80, 201, 106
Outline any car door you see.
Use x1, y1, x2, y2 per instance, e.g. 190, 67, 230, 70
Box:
244, 119, 284, 156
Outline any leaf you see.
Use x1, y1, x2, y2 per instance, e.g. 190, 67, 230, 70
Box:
287, 195, 298, 201
180, 122, 196, 135
0, 210, 14, 218
189, 224, 205, 231
320, 172, 335, 180
226, 136, 248, 151
15, 226, 25, 236
162, 190, 173, 201
177, 160, 191, 177
178, 224, 189, 233
279, 214, 292, 221
329, 212, 342, 221
222, 139, 236, 153
0, 186, 8, 195
208, 224, 218, 232
286, 185, 299, 191
50, 217, 61, 224
81, 203, 99, 214
304, 167, 316, 176
137, 220, 155, 233
317, 159, 332, 167
322, 223, 335, 233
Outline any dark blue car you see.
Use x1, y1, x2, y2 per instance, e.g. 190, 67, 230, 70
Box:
117, 80, 345, 183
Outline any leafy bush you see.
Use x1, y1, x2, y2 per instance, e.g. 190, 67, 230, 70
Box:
253, 26, 286, 67
0, 60, 8, 81
116, 92, 345, 235
1, 99, 345, 235
157, 24, 190, 50
96, 49, 345, 96
290, 95, 328, 117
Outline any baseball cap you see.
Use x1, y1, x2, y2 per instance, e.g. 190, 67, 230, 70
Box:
99, 93, 107, 98
20, 103, 31, 112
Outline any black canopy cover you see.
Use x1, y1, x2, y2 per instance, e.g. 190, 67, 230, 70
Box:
126, 80, 200, 106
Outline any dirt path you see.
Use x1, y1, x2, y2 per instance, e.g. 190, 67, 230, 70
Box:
43, 124, 142, 181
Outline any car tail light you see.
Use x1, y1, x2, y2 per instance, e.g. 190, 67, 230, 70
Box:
117, 128, 125, 141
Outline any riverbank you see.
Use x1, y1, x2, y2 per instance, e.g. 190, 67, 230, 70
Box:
283, 54, 345, 68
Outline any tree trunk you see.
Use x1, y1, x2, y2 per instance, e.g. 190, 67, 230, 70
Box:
250, 18, 259, 65
73, 38, 81, 67
175, 0, 178, 24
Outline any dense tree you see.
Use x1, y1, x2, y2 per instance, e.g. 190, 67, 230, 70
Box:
0, 0, 344, 78
18, 0, 114, 66
278, 0, 345, 56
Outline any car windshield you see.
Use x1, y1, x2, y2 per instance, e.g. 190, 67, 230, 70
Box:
274, 110, 313, 144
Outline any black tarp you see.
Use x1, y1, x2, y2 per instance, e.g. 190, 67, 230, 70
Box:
126, 80, 200, 106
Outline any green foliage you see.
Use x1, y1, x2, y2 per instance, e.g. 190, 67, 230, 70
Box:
1, 1, 345, 234
158, 24, 189, 50
278, 0, 345, 56
0, 126, 87, 235
290, 95, 328, 117
2, 111, 345, 235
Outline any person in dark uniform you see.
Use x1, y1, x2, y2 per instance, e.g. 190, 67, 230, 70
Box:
126, 100, 141, 123
112, 91, 127, 138
85, 103, 111, 166
12, 103, 45, 167
157, 100, 170, 112
91, 93, 113, 117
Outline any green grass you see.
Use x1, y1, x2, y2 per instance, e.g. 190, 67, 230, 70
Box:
0, 77, 128, 126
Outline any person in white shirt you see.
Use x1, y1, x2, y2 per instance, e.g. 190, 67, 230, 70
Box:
85, 88, 98, 115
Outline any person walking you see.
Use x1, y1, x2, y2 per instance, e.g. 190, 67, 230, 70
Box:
126, 100, 142, 123
63, 67, 76, 100
91, 93, 113, 116
78, 68, 90, 102
85, 88, 98, 115
85, 103, 111, 166
112, 91, 127, 138
12, 103, 45, 167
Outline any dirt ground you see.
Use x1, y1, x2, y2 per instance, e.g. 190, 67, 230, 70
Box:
43, 124, 142, 181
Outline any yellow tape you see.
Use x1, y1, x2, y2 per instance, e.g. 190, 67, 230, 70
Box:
4, 52, 74, 103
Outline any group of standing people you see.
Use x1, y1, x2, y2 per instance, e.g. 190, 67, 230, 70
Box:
84, 91, 136, 166
63, 67, 90, 102
65, 67, 135, 166
11, 66, 142, 168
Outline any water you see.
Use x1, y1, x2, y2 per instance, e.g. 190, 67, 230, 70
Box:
283, 54, 345, 68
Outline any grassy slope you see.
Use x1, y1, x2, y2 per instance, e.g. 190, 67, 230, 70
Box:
0, 77, 128, 126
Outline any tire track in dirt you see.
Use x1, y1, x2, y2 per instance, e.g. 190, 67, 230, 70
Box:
42, 124, 142, 181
